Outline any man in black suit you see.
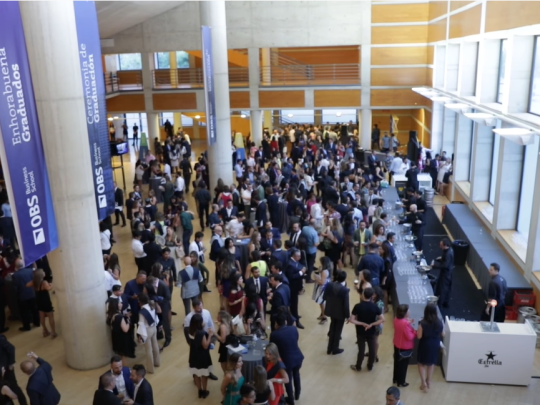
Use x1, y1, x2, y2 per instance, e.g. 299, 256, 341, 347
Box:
0, 334, 26, 405
268, 274, 290, 328
113, 182, 126, 227
260, 229, 275, 263
270, 314, 304, 405
125, 364, 153, 405
220, 200, 238, 224
145, 277, 173, 349
289, 222, 302, 248
405, 162, 419, 192
12, 259, 40, 331
98, 356, 135, 401
433, 238, 455, 309
271, 241, 288, 269
254, 197, 268, 228
21, 353, 60, 405
142, 234, 162, 270
285, 250, 306, 329
267, 188, 280, 225
245, 266, 268, 306
322, 181, 339, 208
94, 372, 122, 405
323, 271, 350, 355
382, 232, 397, 264
263, 221, 281, 240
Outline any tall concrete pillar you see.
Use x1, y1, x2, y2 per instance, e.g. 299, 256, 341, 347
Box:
173, 112, 182, 131
250, 110, 263, 145
147, 113, 160, 148
19, 1, 110, 369
430, 102, 444, 154
141, 52, 154, 112
169, 51, 178, 87
200, 1, 233, 190
314, 110, 322, 126
453, 114, 473, 182
358, 109, 371, 150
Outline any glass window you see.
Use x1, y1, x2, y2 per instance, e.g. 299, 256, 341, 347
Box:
281, 110, 314, 124
529, 36, 540, 115
155, 52, 170, 69
181, 115, 193, 127
517, 138, 539, 234
176, 51, 190, 69
117, 53, 142, 70
472, 42, 479, 96
496, 39, 507, 103
488, 131, 501, 205
322, 109, 357, 124
468, 122, 476, 181
159, 112, 174, 126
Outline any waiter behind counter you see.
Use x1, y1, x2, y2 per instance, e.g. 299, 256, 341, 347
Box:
398, 204, 424, 252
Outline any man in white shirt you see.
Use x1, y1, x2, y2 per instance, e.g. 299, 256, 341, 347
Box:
163, 162, 171, 179
188, 231, 206, 263
226, 212, 246, 238
246, 155, 256, 169
234, 160, 244, 185
175, 173, 185, 194
388, 152, 403, 184
241, 184, 252, 216
131, 231, 147, 272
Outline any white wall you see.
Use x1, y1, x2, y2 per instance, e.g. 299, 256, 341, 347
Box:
101, 1, 368, 53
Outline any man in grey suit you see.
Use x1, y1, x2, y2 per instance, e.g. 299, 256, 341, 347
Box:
323, 270, 350, 355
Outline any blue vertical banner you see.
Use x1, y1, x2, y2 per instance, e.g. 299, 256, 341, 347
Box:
0, 2, 58, 264
201, 26, 217, 146
74, 1, 115, 220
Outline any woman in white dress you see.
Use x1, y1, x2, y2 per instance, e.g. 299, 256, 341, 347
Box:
437, 160, 451, 194
312, 256, 332, 325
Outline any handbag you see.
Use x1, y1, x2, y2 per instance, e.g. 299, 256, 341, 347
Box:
175, 245, 185, 259
399, 349, 413, 360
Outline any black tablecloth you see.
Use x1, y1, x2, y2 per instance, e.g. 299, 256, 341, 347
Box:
443, 204, 529, 303
227, 339, 268, 382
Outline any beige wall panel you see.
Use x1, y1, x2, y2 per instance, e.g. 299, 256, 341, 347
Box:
486, 1, 540, 32
371, 46, 428, 65
450, 1, 474, 12
106, 94, 145, 112
314, 90, 361, 107
449, 4, 481, 39
427, 67, 433, 87
230, 91, 251, 109
372, 25, 429, 45
372, 3, 429, 23
425, 109, 432, 130
259, 91, 305, 108
152, 93, 197, 110
429, 1, 448, 20
371, 67, 428, 86
428, 18, 447, 42
427, 46, 434, 64
371, 89, 428, 106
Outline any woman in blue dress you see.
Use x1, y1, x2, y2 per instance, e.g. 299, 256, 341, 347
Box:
416, 303, 444, 392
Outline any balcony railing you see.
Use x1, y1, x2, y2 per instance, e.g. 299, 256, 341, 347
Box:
104, 70, 143, 94
260, 64, 360, 86
152, 67, 249, 89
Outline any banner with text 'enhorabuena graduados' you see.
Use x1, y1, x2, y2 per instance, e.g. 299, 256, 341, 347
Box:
74, 1, 115, 221
0, 2, 58, 264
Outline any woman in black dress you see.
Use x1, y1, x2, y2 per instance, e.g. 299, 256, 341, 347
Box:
106, 299, 135, 360
216, 310, 233, 372
28, 269, 57, 338
252, 365, 275, 405
416, 303, 444, 392
188, 313, 214, 398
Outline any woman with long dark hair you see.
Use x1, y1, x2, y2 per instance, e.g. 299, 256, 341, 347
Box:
342, 212, 356, 268
417, 303, 444, 392
221, 353, 244, 405
252, 365, 275, 405
106, 299, 134, 361
228, 273, 244, 317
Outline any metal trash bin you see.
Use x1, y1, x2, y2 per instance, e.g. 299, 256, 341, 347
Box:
452, 240, 469, 266
517, 307, 537, 323
424, 188, 435, 207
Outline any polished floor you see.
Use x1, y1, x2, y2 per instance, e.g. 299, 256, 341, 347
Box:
3, 140, 540, 405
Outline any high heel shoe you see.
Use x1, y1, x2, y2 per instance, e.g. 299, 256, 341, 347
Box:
397, 383, 409, 387
202, 390, 210, 398
198, 390, 203, 398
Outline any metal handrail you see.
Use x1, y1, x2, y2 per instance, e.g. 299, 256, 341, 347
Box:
260, 64, 360, 86
152, 67, 249, 89
104, 70, 143, 93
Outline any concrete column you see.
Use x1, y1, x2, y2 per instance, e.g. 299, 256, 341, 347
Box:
525, 141, 540, 276
272, 110, 280, 129
147, 112, 160, 148
104, 55, 118, 73
360, 109, 372, 150
441, 109, 456, 156
248, 48, 259, 109
433, 45, 446, 89
250, 110, 263, 145
444, 44, 460, 92
19, 1, 110, 369
470, 124, 494, 201
493, 137, 523, 230
173, 112, 182, 131
314, 110, 322, 126
261, 48, 271, 85
453, 114, 473, 182
430, 103, 444, 154
141, 52, 155, 112
263, 110, 272, 130
502, 35, 535, 114
200, 1, 233, 190
192, 119, 200, 139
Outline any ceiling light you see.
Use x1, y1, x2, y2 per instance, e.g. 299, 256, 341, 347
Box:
464, 113, 497, 127
107, 117, 113, 121
335, 112, 342, 117
287, 114, 293, 118
195, 115, 201, 119
444, 103, 470, 113
493, 127, 537, 145
241, 114, 246, 118
113, 116, 119, 119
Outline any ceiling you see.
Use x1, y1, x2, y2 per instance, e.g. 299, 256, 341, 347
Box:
96, 1, 185, 38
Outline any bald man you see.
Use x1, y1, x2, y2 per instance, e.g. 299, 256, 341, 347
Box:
21, 352, 60, 405
399, 204, 424, 251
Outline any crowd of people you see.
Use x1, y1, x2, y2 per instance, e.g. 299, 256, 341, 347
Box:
0, 120, 508, 405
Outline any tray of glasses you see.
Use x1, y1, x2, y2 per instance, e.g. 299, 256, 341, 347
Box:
397, 261, 417, 276
407, 284, 430, 304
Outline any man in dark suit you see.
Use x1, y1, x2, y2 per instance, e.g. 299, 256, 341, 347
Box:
289, 223, 302, 248
98, 356, 135, 401
145, 277, 173, 348
322, 181, 339, 208
405, 162, 419, 192
267, 189, 280, 225
271, 241, 288, 269
21, 353, 60, 405
94, 372, 122, 405
254, 197, 268, 228
268, 274, 290, 327
323, 271, 350, 355
125, 364, 153, 405
219, 200, 238, 224
113, 182, 126, 227
433, 238, 455, 309
245, 266, 268, 306
12, 259, 40, 331
285, 250, 306, 329
142, 234, 162, 270
0, 334, 26, 405
270, 314, 304, 405
357, 243, 385, 287
263, 221, 281, 240
382, 232, 397, 264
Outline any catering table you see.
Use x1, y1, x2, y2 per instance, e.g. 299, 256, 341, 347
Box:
234, 238, 251, 273
227, 339, 268, 382
442, 204, 530, 304
442, 317, 536, 385
391, 173, 432, 193
383, 186, 442, 365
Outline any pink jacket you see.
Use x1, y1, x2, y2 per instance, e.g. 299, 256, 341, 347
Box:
393, 318, 416, 350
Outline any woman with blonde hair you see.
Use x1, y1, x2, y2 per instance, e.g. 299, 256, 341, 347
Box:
248, 231, 262, 256
164, 225, 183, 272
252, 365, 275, 405
27, 269, 57, 338
221, 353, 244, 405
216, 311, 233, 372
264, 343, 289, 405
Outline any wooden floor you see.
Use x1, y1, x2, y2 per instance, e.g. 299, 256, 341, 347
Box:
3, 141, 540, 405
